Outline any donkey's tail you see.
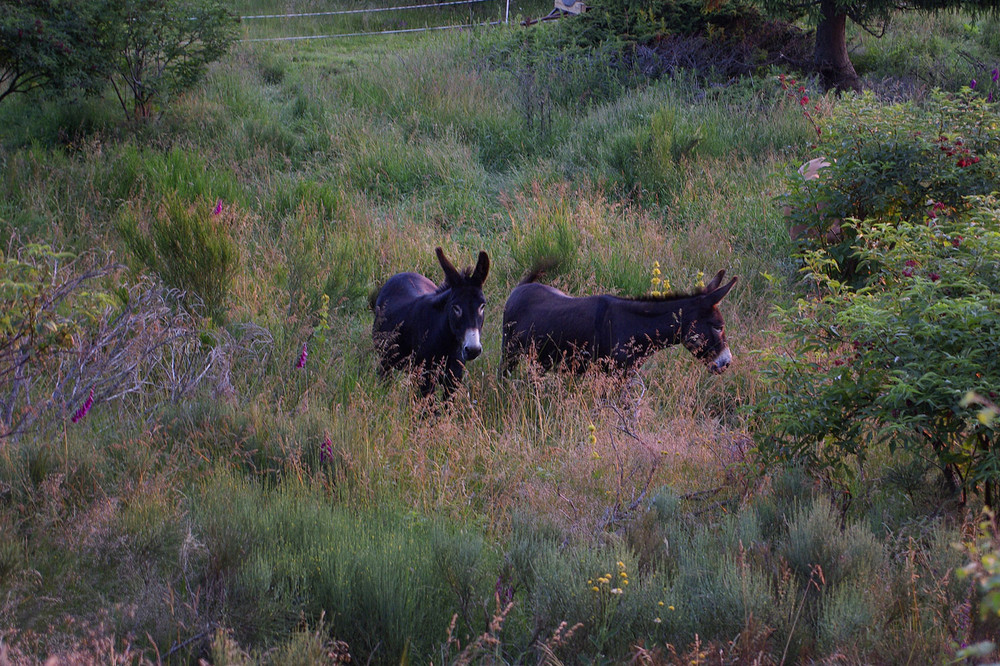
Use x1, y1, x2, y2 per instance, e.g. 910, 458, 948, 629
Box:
518, 257, 561, 286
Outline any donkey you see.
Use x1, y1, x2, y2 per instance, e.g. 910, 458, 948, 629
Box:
501, 269, 737, 376
372, 247, 490, 398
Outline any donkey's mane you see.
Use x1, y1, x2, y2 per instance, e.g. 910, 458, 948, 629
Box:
433, 266, 477, 294
618, 288, 708, 303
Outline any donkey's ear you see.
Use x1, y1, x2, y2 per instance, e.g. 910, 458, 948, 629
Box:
436, 247, 461, 285
705, 276, 738, 305
472, 251, 490, 285
704, 270, 726, 293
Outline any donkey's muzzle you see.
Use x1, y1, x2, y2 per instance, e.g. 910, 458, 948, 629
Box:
708, 346, 732, 374
461, 329, 483, 362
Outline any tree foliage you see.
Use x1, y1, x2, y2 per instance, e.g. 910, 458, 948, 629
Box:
0, 0, 108, 104
104, 0, 238, 119
0, 0, 237, 117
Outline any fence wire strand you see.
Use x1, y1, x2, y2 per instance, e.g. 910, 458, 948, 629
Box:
241, 0, 486, 20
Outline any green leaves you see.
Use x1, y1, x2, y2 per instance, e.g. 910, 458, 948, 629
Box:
0, 0, 108, 103
0, 0, 237, 117
104, 0, 238, 119
758, 195, 1000, 502
782, 90, 1000, 283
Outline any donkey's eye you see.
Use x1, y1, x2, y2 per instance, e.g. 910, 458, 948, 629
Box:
452, 305, 462, 317
478, 303, 485, 316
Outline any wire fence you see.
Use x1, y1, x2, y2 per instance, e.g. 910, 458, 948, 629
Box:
239, 0, 508, 42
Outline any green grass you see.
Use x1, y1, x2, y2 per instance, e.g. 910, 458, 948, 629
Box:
0, 5, 998, 664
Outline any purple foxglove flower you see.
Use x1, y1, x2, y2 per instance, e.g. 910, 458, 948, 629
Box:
296, 342, 308, 369
213, 199, 223, 215
72, 388, 94, 423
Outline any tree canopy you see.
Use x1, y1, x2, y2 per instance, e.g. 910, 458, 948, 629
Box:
760, 0, 1000, 90
0, 0, 107, 104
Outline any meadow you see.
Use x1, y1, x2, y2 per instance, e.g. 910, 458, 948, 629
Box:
1, 2, 999, 663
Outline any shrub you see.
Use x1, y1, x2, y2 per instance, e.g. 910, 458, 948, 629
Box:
565, 0, 762, 49
757, 196, 1000, 505
118, 194, 239, 320
782, 89, 1000, 281
190, 473, 480, 663
780, 495, 884, 590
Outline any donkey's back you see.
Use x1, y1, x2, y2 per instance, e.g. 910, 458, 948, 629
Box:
502, 282, 608, 373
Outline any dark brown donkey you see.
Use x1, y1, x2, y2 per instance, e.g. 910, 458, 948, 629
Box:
372, 247, 490, 398
502, 269, 737, 375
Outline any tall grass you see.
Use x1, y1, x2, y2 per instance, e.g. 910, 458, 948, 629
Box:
0, 7, 996, 664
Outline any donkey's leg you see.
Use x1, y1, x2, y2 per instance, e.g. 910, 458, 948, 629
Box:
440, 358, 465, 401
499, 331, 521, 377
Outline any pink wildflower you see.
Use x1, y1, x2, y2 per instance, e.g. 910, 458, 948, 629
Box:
72, 388, 94, 423
213, 199, 223, 216
320, 435, 333, 463
296, 342, 308, 369
929, 273, 941, 282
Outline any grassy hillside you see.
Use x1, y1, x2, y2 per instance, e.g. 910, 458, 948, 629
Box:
1, 4, 999, 664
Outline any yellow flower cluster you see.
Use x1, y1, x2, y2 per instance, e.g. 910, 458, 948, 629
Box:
649, 261, 671, 297
653, 600, 675, 625
590, 561, 628, 595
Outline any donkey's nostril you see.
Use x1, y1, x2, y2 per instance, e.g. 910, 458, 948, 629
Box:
708, 346, 732, 374
464, 345, 482, 361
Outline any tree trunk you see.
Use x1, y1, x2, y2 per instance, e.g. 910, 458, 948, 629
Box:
814, 0, 861, 93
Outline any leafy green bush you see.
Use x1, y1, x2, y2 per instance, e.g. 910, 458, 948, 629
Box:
119, 194, 239, 320
757, 196, 1000, 504
782, 90, 1000, 280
